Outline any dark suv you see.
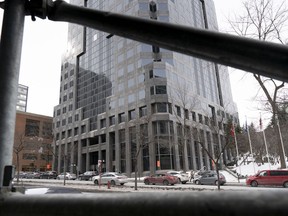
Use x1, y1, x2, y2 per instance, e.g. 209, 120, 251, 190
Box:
40, 171, 58, 179
78, 171, 98, 181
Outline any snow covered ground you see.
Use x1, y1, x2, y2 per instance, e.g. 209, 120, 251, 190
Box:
221, 160, 288, 183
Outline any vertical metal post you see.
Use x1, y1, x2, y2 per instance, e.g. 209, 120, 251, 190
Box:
0, 0, 26, 188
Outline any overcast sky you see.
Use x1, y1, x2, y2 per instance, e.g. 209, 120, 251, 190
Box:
0, 0, 281, 127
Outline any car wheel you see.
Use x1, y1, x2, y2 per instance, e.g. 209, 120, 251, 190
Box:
94, 180, 99, 185
110, 180, 116, 186
144, 179, 150, 185
251, 181, 258, 187
195, 180, 200, 185
163, 180, 169, 185
283, 181, 288, 188
215, 180, 218, 185
120, 183, 124, 186
182, 181, 187, 184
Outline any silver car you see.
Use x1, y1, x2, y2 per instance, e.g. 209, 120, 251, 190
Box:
57, 172, 77, 180
92, 172, 128, 186
194, 172, 226, 185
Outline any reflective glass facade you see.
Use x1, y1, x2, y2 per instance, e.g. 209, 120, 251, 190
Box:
53, 0, 238, 177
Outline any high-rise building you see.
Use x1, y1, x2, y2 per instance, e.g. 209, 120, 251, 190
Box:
53, 0, 238, 176
17, 84, 28, 112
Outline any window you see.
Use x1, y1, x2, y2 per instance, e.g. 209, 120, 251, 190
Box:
118, 97, 124, 106
74, 127, 78, 135
128, 109, 136, 121
128, 78, 134, 88
159, 121, 168, 134
139, 89, 145, 100
139, 106, 147, 117
75, 114, 79, 121
68, 104, 73, 111
62, 106, 67, 114
138, 74, 145, 83
150, 86, 154, 95
192, 111, 196, 121
67, 129, 72, 137
151, 85, 167, 95
155, 85, 167, 94
42, 122, 52, 138
61, 131, 65, 139
70, 69, 74, 76
175, 106, 181, 117
149, 69, 166, 78
81, 125, 86, 133
184, 109, 189, 119
205, 116, 209, 125
168, 103, 172, 114
109, 116, 115, 126
25, 119, 40, 136
157, 103, 167, 112
128, 94, 135, 103
118, 113, 125, 123
198, 114, 203, 123
100, 119, 106, 128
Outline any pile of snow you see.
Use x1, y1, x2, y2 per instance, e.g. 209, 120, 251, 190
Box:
221, 158, 288, 183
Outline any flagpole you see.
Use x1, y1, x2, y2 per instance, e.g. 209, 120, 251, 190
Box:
260, 113, 271, 170
276, 116, 286, 168
246, 117, 256, 174
232, 122, 241, 182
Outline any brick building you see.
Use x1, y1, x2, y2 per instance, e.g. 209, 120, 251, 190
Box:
13, 111, 53, 172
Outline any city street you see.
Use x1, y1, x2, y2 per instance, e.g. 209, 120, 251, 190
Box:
14, 178, 287, 193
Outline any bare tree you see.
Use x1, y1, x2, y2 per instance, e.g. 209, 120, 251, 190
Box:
13, 132, 26, 183
192, 107, 240, 190
169, 80, 201, 171
131, 115, 152, 190
228, 0, 288, 168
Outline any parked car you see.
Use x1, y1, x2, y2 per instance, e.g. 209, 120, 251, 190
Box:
57, 172, 77, 180
167, 170, 189, 184
144, 173, 178, 186
194, 172, 226, 185
15, 171, 28, 179
40, 171, 58, 179
78, 171, 98, 181
92, 172, 128, 186
246, 170, 288, 188
25, 172, 41, 179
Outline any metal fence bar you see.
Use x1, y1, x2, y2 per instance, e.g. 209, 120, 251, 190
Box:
0, 0, 26, 188
47, 1, 288, 82
1, 191, 288, 216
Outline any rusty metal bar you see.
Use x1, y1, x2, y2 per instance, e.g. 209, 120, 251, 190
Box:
46, 1, 288, 82
0, 0, 25, 188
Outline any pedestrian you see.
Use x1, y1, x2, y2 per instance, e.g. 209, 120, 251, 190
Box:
189, 170, 194, 182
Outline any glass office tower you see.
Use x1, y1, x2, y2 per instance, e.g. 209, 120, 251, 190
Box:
53, 0, 238, 176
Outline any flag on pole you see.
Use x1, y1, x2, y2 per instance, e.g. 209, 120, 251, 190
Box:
259, 116, 263, 130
